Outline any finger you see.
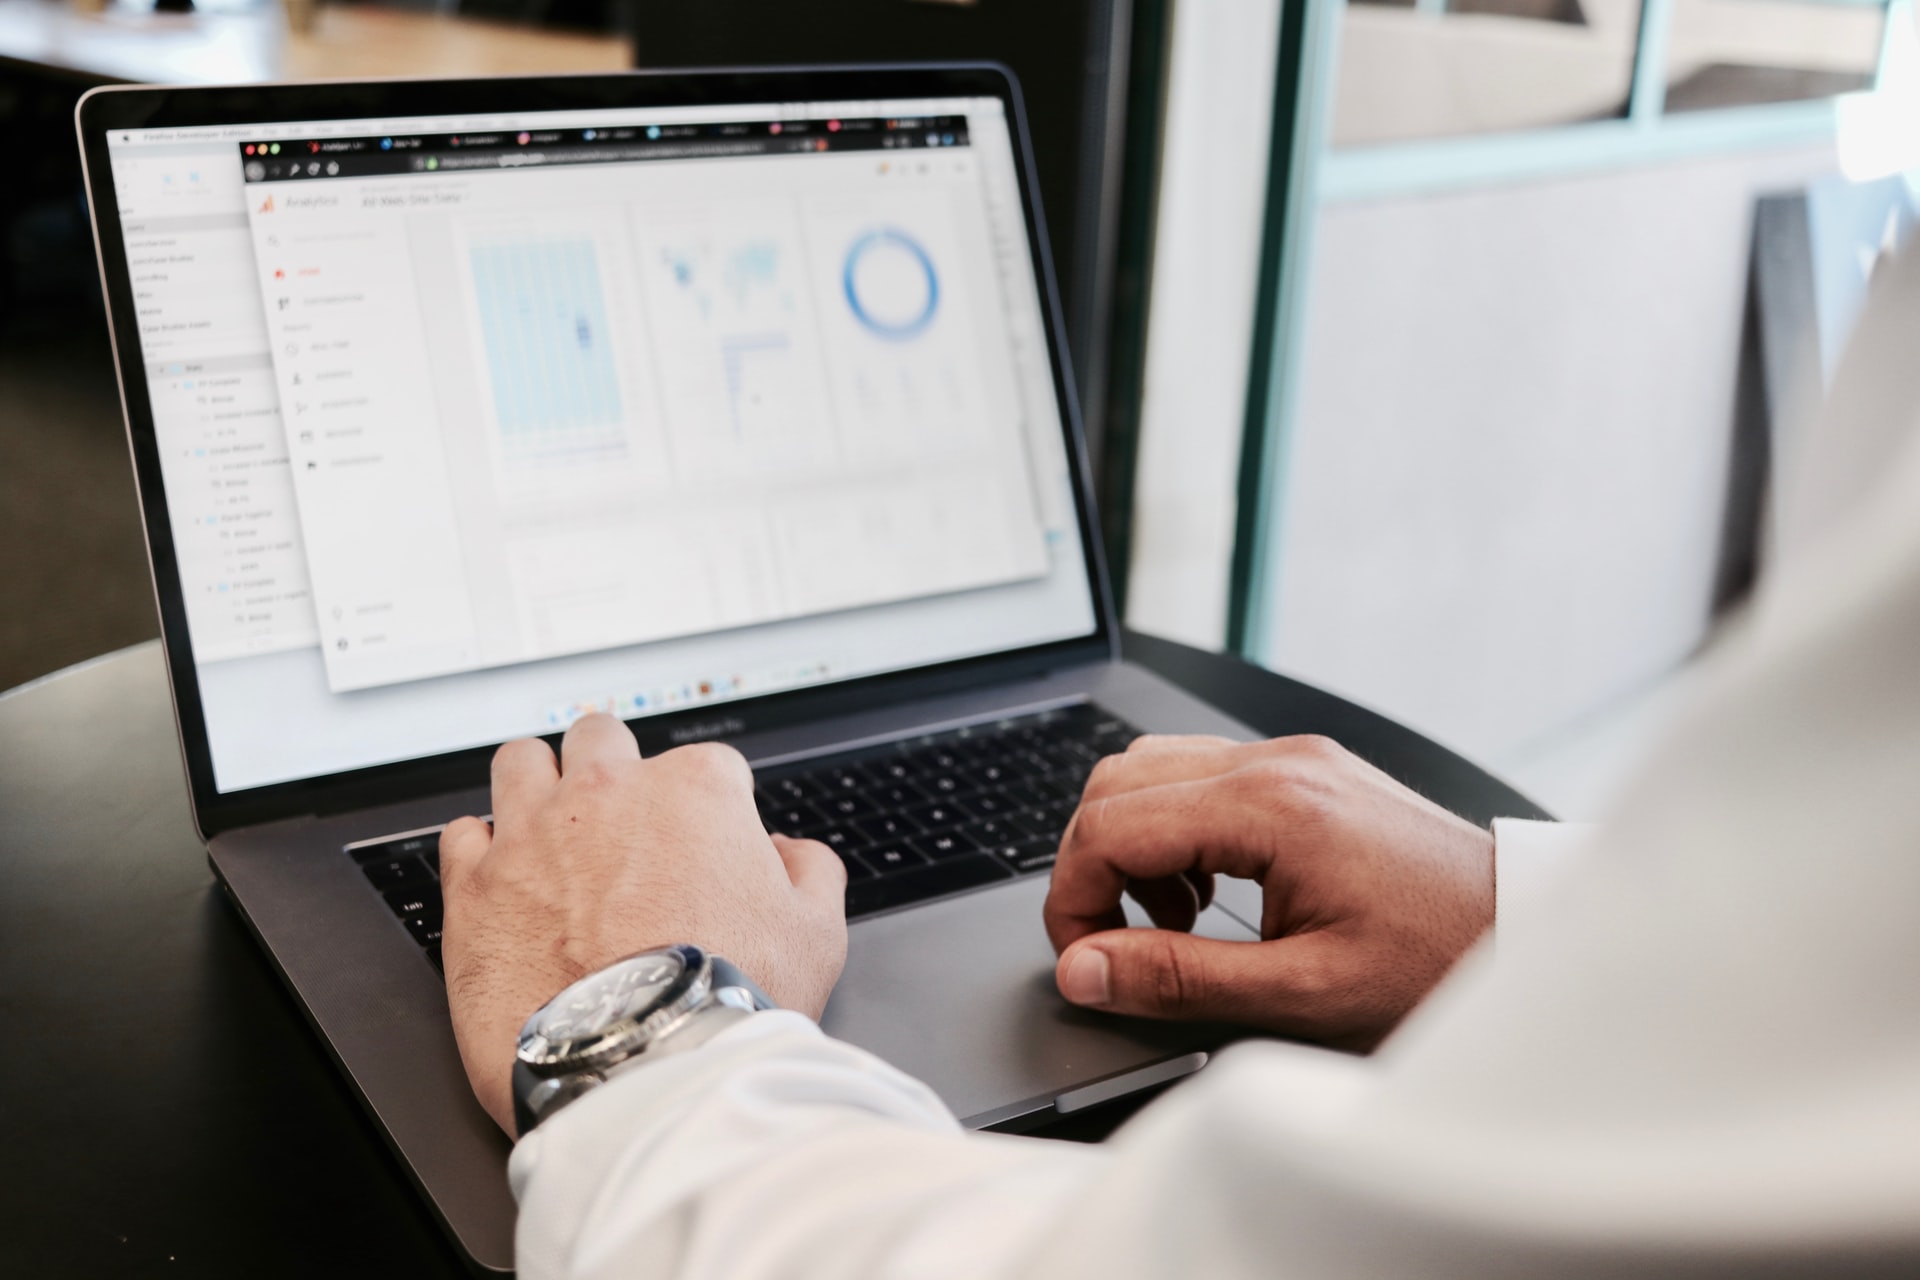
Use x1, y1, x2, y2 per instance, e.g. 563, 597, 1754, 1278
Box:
1081, 734, 1346, 808
559, 711, 641, 772
1124, 873, 1201, 934
491, 737, 558, 834
1079, 737, 1245, 807
770, 834, 848, 915
1045, 775, 1276, 953
437, 815, 493, 900
653, 740, 756, 798
1055, 929, 1335, 1027
1185, 868, 1217, 912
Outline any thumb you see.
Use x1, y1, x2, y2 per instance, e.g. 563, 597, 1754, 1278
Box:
770, 834, 848, 916
437, 815, 492, 899
1056, 929, 1326, 1026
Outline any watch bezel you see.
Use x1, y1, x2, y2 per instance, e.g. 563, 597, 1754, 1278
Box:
515, 944, 715, 1076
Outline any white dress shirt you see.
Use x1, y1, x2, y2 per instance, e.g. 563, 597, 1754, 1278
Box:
508, 246, 1920, 1278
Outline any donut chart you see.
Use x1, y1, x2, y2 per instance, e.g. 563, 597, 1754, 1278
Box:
842, 228, 939, 341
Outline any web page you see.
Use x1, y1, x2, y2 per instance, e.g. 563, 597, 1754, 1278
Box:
243, 108, 1051, 693
107, 144, 320, 661
106, 96, 1095, 792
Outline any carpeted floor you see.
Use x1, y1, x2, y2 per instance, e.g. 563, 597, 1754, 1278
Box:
0, 286, 160, 694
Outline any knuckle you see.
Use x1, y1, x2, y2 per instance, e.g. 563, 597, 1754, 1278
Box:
671, 741, 749, 786
1228, 760, 1286, 802
1083, 753, 1126, 799
568, 758, 621, 793
1281, 733, 1343, 763
1236, 756, 1331, 818
1140, 933, 1201, 1014
1067, 794, 1115, 852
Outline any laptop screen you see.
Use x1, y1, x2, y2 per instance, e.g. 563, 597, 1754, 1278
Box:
104, 94, 1096, 795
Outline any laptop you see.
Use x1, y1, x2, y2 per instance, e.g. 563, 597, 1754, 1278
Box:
77, 66, 1266, 1273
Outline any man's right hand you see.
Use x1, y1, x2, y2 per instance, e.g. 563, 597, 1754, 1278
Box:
1042, 734, 1495, 1051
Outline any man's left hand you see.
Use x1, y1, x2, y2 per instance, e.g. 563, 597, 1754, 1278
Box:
439, 713, 848, 1136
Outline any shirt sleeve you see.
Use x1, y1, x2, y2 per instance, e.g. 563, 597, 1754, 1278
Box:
508, 1008, 1385, 1280
1490, 817, 1592, 928
507, 1009, 1113, 1280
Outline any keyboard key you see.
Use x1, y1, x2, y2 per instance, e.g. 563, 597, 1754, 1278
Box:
857, 843, 930, 874
866, 757, 918, 784
1001, 782, 1052, 810
817, 792, 876, 821
986, 839, 1060, 874
853, 813, 921, 844
919, 771, 970, 798
808, 826, 858, 854
402, 913, 444, 947
363, 855, 431, 891
910, 828, 981, 860
822, 767, 867, 794
425, 944, 444, 975
962, 761, 1016, 789
961, 817, 1027, 848
845, 854, 1012, 917
905, 799, 974, 832
382, 885, 442, 918
867, 780, 930, 809
966, 790, 1013, 817
1044, 736, 1102, 767
760, 799, 825, 833
1012, 808, 1070, 841
348, 831, 440, 864
915, 746, 968, 772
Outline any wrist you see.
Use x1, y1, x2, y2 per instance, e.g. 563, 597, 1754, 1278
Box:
511, 944, 778, 1137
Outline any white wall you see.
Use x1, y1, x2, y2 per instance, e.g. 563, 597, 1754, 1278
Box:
1260, 142, 1839, 764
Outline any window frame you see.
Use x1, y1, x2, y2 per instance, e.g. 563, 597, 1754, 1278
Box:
1225, 0, 1909, 656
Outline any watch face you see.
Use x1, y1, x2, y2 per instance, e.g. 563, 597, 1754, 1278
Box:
521, 948, 689, 1063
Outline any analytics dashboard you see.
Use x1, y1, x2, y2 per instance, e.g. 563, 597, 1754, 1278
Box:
106, 95, 1096, 792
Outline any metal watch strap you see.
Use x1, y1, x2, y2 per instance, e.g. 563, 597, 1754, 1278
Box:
512, 951, 777, 1137
706, 954, 778, 1012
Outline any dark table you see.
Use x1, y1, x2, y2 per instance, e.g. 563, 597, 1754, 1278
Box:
0, 634, 1546, 1275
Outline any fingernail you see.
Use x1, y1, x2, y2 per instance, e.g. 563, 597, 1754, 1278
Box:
1060, 947, 1111, 1006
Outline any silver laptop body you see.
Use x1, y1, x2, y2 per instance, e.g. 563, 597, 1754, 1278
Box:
78, 66, 1263, 1273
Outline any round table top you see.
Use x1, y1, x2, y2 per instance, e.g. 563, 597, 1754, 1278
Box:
0, 635, 1544, 1275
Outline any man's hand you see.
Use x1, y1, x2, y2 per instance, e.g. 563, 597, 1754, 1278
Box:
1044, 734, 1493, 1051
439, 713, 848, 1135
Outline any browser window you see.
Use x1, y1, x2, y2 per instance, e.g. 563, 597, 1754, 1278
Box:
106, 96, 1095, 792
241, 107, 1051, 693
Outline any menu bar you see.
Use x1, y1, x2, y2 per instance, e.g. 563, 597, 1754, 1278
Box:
238, 115, 972, 182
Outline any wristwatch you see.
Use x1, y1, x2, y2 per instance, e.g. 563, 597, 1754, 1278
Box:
511, 943, 777, 1137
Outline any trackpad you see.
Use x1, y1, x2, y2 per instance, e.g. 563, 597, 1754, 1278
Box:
821, 876, 1257, 1127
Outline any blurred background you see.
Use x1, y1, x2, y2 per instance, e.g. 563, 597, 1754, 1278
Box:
3, 0, 1916, 816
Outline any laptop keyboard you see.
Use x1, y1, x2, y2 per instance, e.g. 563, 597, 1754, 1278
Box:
343, 702, 1141, 975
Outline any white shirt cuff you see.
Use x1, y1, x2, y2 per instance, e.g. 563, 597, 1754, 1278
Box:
1491, 818, 1593, 928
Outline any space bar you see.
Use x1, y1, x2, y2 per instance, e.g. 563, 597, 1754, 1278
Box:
846, 855, 1013, 917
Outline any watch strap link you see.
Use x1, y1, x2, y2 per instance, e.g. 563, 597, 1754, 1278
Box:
707, 954, 778, 1012
512, 950, 777, 1138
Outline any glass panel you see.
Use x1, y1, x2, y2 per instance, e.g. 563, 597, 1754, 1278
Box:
1331, 0, 1644, 147
1664, 0, 1886, 112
